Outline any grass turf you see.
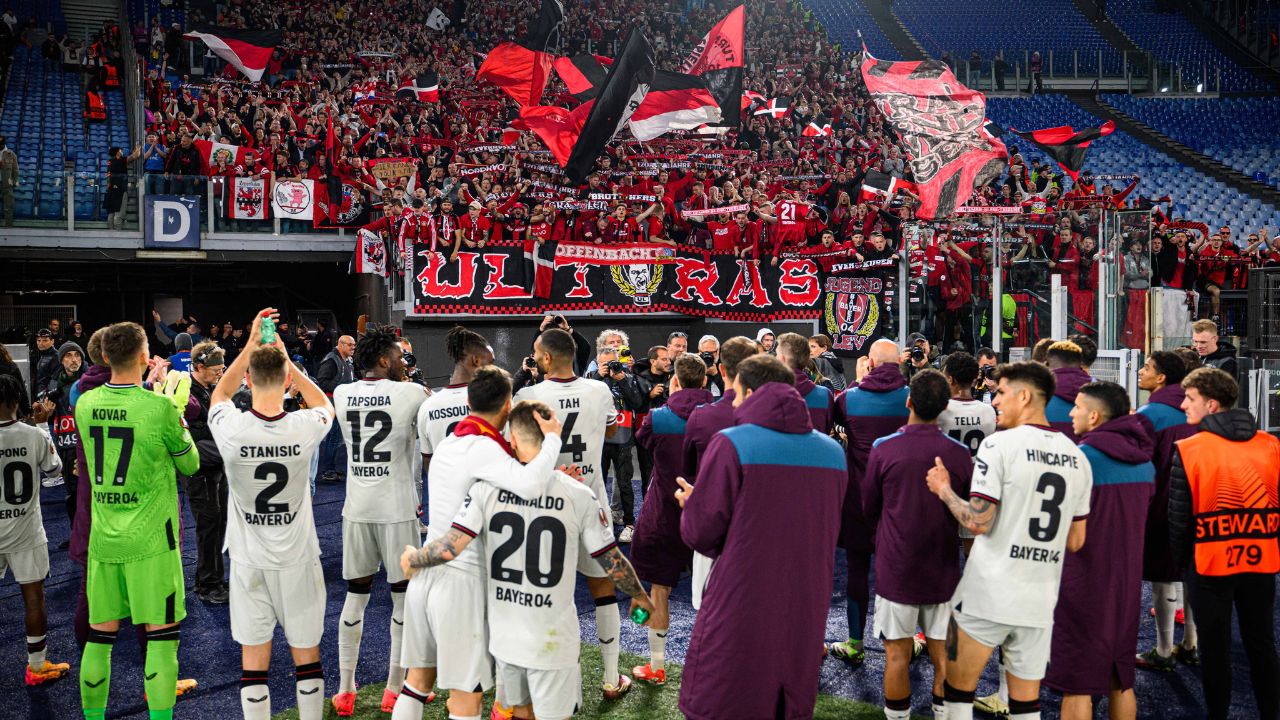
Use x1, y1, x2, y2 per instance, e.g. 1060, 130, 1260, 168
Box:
272, 643, 890, 719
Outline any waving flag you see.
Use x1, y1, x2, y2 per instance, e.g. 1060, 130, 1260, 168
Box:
192, 139, 249, 170
753, 96, 791, 118
1011, 120, 1115, 182
354, 228, 388, 276
396, 73, 439, 103
352, 81, 378, 103
802, 114, 832, 137
426, 8, 451, 30
477, 0, 564, 106
554, 55, 611, 101
860, 49, 1007, 220
679, 5, 745, 127
520, 102, 594, 168
858, 170, 917, 204
742, 89, 766, 113
628, 71, 721, 141
563, 28, 656, 182
183, 24, 281, 82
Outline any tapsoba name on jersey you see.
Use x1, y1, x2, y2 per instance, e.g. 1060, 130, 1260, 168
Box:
346, 395, 393, 407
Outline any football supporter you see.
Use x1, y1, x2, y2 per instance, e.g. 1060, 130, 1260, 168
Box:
1168, 368, 1280, 720
395, 366, 568, 720
675, 354, 846, 720
925, 361, 1092, 720
862, 369, 973, 720
775, 332, 834, 434
1044, 340, 1092, 443
630, 352, 714, 686
331, 327, 430, 715
513, 328, 632, 699
1047, 382, 1156, 720
1190, 318, 1239, 379
0, 374, 71, 687
207, 311, 334, 720
829, 338, 909, 664
1135, 351, 1199, 671
75, 321, 199, 720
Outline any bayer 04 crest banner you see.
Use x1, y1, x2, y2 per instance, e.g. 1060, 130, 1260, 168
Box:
820, 267, 889, 356
406, 241, 833, 321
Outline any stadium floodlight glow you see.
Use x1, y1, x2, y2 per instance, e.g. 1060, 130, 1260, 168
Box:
1160, 86, 1169, 93
1196, 83, 1204, 92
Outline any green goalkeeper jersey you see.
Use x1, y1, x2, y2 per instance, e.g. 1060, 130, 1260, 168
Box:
75, 382, 198, 563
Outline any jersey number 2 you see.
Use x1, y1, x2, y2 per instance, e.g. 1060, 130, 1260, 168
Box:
1028, 472, 1067, 542
254, 462, 290, 514
489, 512, 567, 588
347, 410, 392, 463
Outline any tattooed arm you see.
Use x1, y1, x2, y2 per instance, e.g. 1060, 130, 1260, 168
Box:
926, 457, 998, 536
594, 546, 655, 617
399, 527, 475, 579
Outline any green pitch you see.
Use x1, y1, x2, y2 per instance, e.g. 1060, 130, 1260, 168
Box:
272, 644, 889, 719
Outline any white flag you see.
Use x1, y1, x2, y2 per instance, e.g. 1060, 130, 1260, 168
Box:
230, 177, 267, 220
354, 228, 387, 276
426, 8, 451, 30
271, 179, 316, 220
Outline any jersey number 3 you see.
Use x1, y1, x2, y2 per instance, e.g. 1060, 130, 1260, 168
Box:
1028, 472, 1066, 542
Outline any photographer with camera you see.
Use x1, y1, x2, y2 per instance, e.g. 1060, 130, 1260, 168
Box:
513, 315, 594, 393
975, 347, 999, 403
696, 335, 724, 397
597, 347, 646, 543
899, 332, 939, 381
398, 338, 428, 388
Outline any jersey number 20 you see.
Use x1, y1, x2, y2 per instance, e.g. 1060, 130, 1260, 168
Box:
489, 512, 567, 588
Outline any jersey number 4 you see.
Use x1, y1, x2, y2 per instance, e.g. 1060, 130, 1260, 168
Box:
489, 511, 567, 588
89, 426, 134, 486
347, 411, 392, 463
559, 412, 587, 464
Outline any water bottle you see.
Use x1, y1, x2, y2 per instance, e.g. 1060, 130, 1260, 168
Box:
260, 314, 277, 346
630, 606, 650, 625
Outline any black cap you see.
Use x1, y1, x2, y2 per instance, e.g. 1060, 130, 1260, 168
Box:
36, 329, 52, 338
907, 332, 928, 346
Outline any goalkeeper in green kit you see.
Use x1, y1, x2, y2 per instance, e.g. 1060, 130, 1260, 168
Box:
74, 321, 199, 720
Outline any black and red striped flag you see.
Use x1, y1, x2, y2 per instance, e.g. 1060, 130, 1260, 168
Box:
629, 71, 721, 141
1010, 120, 1115, 182
396, 72, 440, 103
477, 0, 564, 106
183, 24, 281, 82
802, 114, 833, 137
680, 5, 745, 127
553, 54, 611, 101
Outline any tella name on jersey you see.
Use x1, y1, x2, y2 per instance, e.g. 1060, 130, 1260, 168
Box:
495, 586, 553, 608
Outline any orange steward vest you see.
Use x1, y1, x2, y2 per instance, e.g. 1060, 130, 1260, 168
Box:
1177, 430, 1280, 576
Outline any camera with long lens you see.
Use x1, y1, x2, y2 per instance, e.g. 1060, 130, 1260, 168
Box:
910, 345, 926, 363
699, 351, 716, 367
402, 352, 417, 368
980, 364, 996, 379
607, 359, 624, 374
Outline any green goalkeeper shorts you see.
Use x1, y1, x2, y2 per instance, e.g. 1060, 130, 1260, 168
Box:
86, 548, 186, 626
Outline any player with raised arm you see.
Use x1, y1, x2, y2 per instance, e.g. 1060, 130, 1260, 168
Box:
331, 327, 430, 716
416, 325, 493, 480
513, 328, 632, 700
75, 321, 199, 720
924, 362, 1093, 720
392, 366, 566, 720
207, 309, 335, 720
0, 375, 70, 686
399, 400, 655, 720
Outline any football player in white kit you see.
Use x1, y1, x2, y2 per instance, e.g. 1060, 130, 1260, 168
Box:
332, 327, 430, 716
400, 400, 655, 720
0, 375, 71, 686
391, 366, 566, 720
207, 310, 333, 719
416, 326, 493, 478
925, 362, 1092, 720
938, 352, 998, 555
512, 328, 633, 699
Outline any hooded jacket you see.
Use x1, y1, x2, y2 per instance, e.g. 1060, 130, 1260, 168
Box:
793, 367, 833, 434
1200, 340, 1238, 379
1047, 409, 1156, 695
1137, 384, 1197, 581
834, 362, 909, 550
1046, 366, 1092, 442
631, 387, 714, 586
678, 382, 846, 720
682, 389, 735, 479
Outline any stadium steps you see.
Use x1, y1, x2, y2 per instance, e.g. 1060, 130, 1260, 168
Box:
62, 0, 121, 42
1071, 0, 1143, 55
1074, 93, 1280, 207
863, 0, 927, 60
1164, 1, 1280, 92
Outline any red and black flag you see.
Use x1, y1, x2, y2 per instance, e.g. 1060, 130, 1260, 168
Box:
629, 71, 721, 141
860, 48, 1007, 220
553, 54, 611, 101
802, 114, 833, 137
477, 0, 565, 106
741, 89, 766, 114
679, 4, 745, 127
396, 72, 440, 103
183, 24, 281, 82
753, 96, 791, 118
1010, 120, 1115, 182
858, 170, 917, 204
519, 101, 594, 168
563, 28, 656, 182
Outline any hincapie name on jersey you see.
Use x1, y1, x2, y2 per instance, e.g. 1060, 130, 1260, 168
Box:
1025, 449, 1080, 468
239, 444, 304, 458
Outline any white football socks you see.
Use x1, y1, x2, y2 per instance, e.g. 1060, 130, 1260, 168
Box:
391, 682, 431, 720
295, 661, 324, 720
595, 597, 621, 687
387, 590, 407, 694
1153, 581, 1177, 656
26, 635, 46, 669
338, 590, 372, 694
1180, 582, 1199, 649
648, 628, 667, 672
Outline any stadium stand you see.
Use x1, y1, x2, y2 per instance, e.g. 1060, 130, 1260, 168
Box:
1106, 0, 1268, 91
1103, 94, 1280, 193
987, 94, 1280, 231
794, 0, 898, 60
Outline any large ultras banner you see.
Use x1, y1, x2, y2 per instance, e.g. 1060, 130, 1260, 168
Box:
408, 241, 890, 324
